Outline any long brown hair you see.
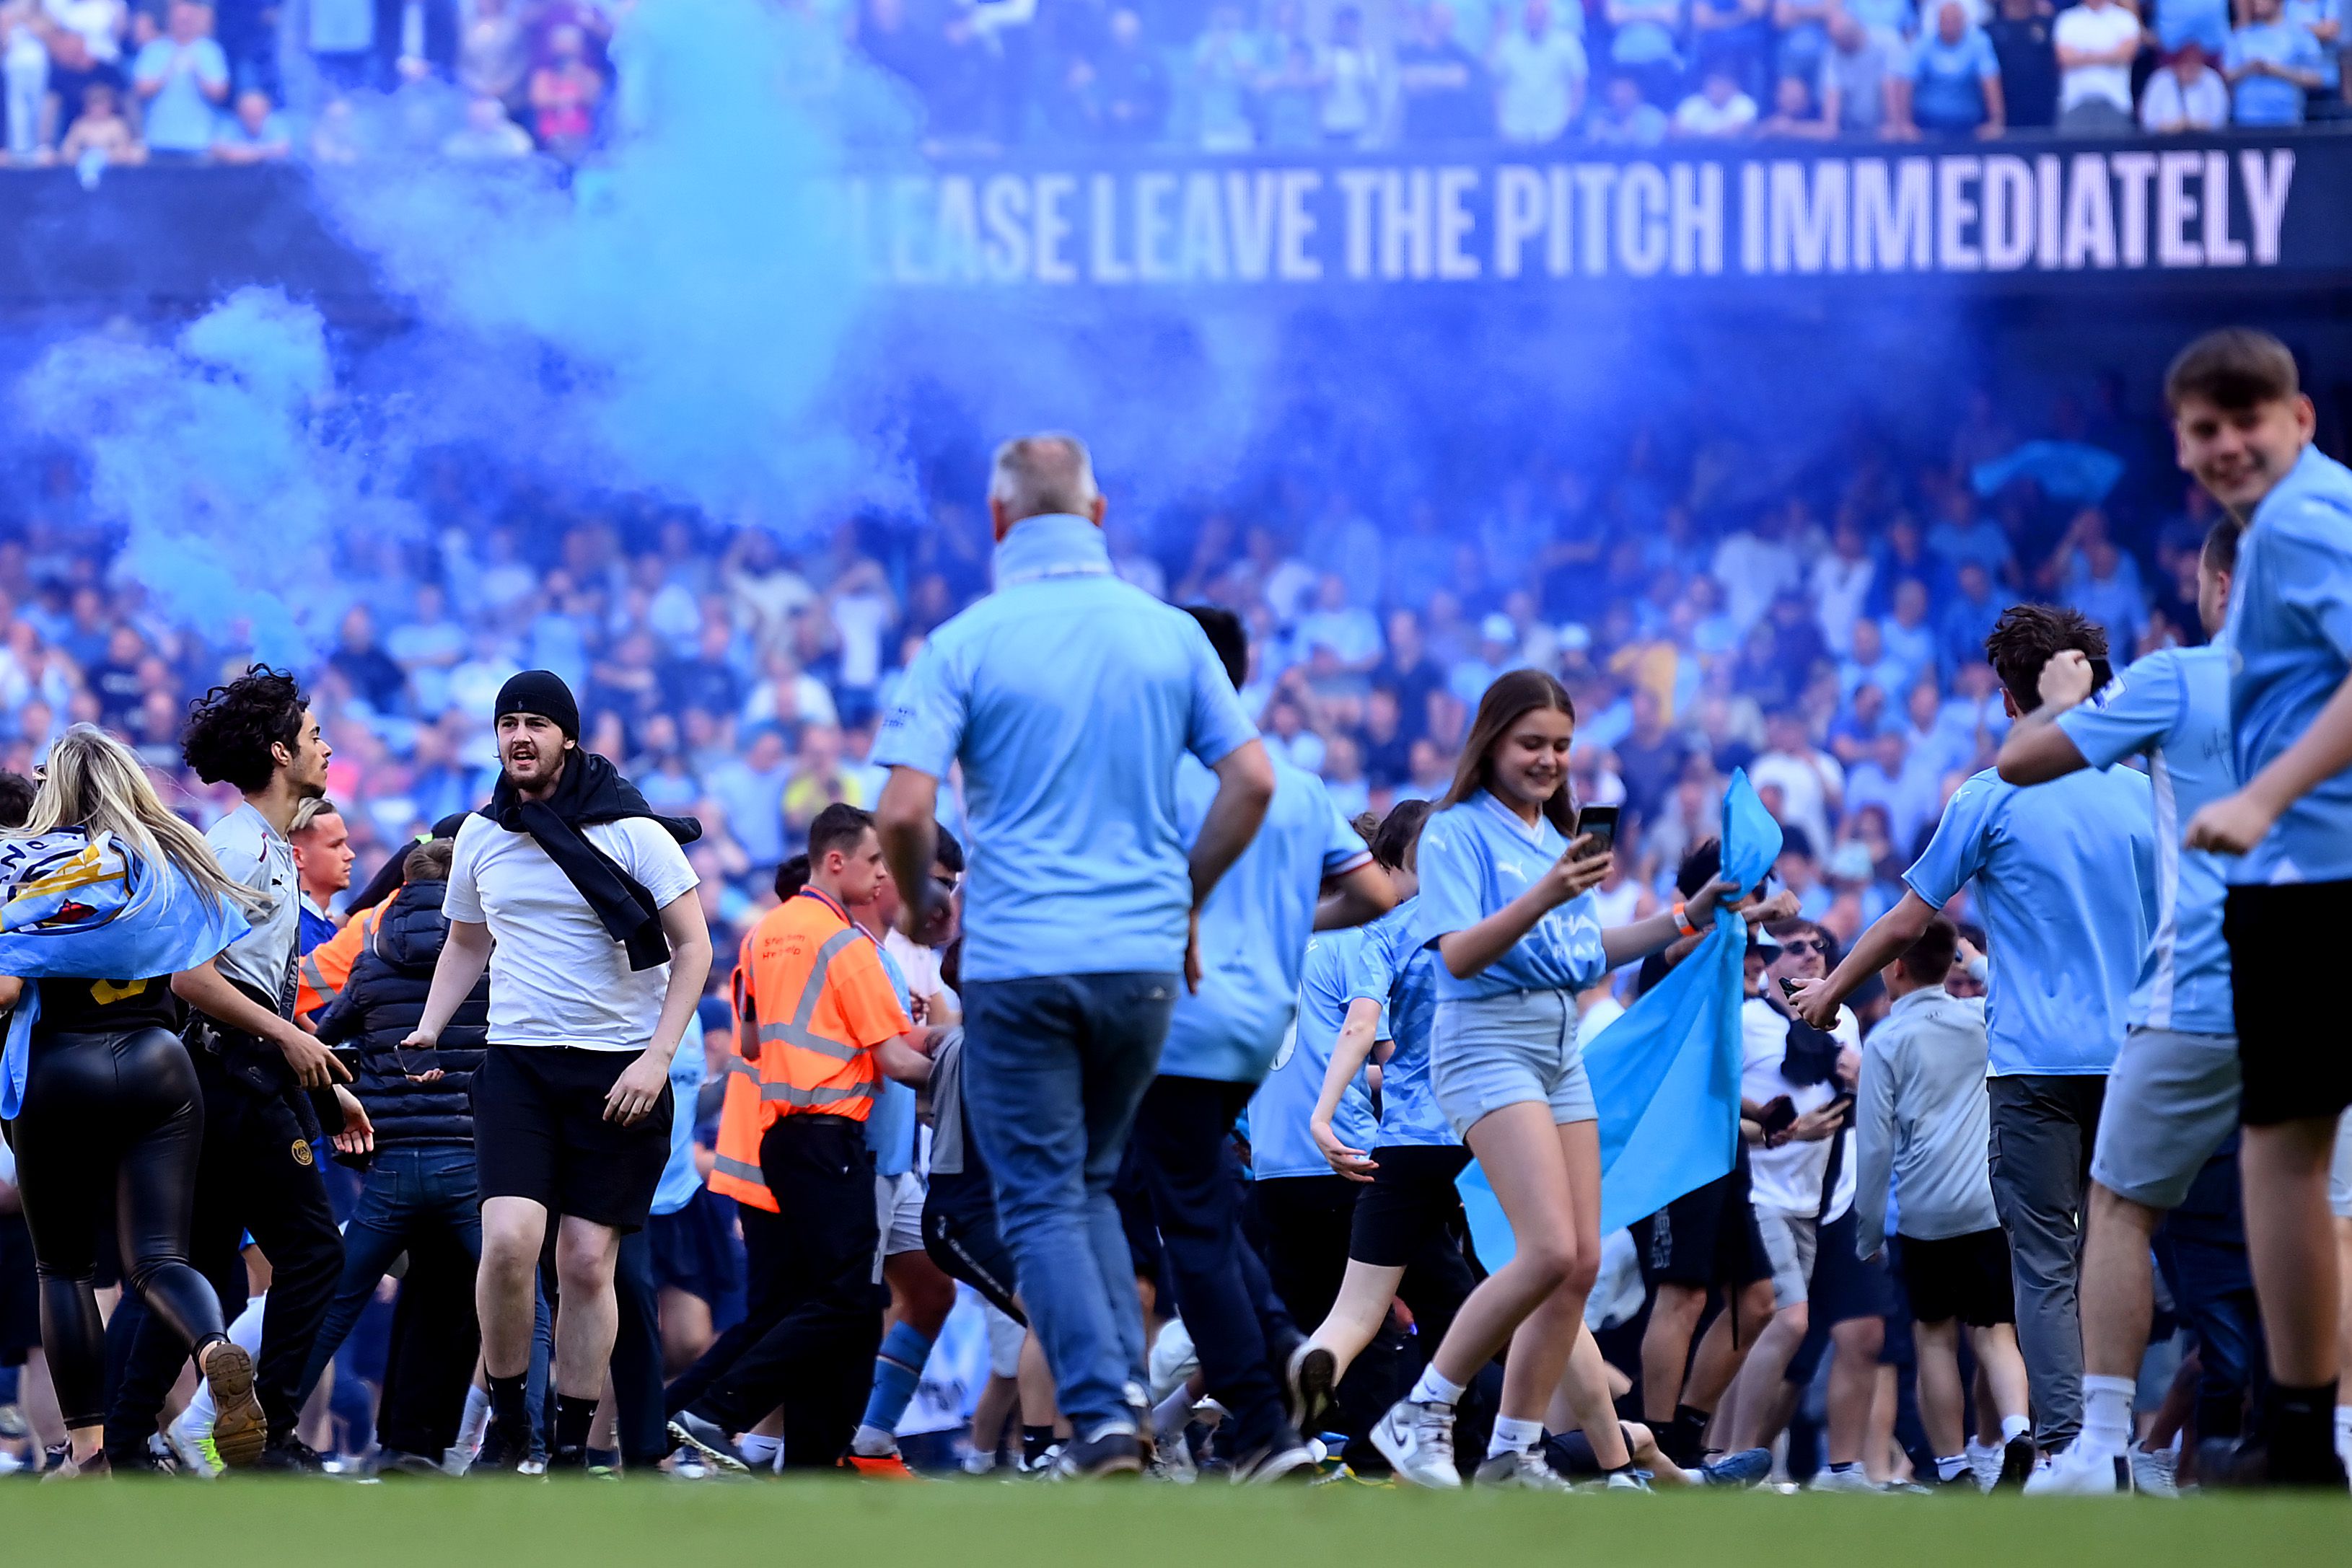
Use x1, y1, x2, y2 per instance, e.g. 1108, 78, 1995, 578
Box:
1434, 669, 1578, 834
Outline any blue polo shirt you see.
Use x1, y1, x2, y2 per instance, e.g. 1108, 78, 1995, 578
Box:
1413, 791, 1607, 1000
1163, 754, 1372, 1084
1903, 765, 2155, 1075
2225, 20, 2324, 123
2223, 446, 2352, 886
1351, 897, 1456, 1148
2057, 644, 2237, 1036
1247, 928, 1382, 1180
874, 514, 1260, 983
1905, 26, 1999, 130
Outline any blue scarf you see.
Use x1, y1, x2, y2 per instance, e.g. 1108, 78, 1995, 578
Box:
0, 831, 252, 1119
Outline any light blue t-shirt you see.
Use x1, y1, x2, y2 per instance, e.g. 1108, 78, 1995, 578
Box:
2156, 0, 2232, 51
1413, 791, 1607, 1000
1903, 765, 2155, 1075
874, 514, 1260, 983
2057, 644, 2237, 1036
1904, 27, 1999, 130
2223, 446, 2352, 885
2225, 21, 2324, 124
1351, 897, 1457, 1148
1247, 929, 1381, 1179
1163, 754, 1373, 1084
651, 1016, 708, 1217
131, 38, 229, 154
2286, 0, 2342, 85
864, 939, 918, 1176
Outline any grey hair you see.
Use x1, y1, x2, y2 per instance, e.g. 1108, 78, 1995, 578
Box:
988, 433, 1099, 523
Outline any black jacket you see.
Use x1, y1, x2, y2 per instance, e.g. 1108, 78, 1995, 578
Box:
316, 878, 489, 1148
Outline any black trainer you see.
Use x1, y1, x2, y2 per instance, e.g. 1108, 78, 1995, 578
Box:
255, 1433, 329, 1474
1997, 1433, 2037, 1488
1052, 1430, 1144, 1479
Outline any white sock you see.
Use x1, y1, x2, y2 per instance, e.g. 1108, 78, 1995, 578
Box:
457, 1385, 491, 1451
1487, 1415, 1543, 1459
183, 1380, 216, 1435
2335, 1406, 2352, 1466
1408, 1367, 1466, 1408
2000, 1413, 2031, 1445
1966, 1437, 2001, 1464
850, 1423, 896, 1458
1935, 1453, 1968, 1481
737, 1432, 781, 1468
1151, 1386, 1193, 1439
2080, 1375, 2135, 1452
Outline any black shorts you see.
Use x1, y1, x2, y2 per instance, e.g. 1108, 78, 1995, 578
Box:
1348, 1145, 1473, 1268
1628, 1141, 1771, 1292
2225, 881, 2352, 1126
647, 1183, 745, 1306
1808, 1207, 1893, 1326
1896, 1226, 2015, 1329
471, 1045, 673, 1233
923, 1171, 1024, 1323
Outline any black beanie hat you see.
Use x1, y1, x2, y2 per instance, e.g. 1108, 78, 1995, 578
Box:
495, 670, 581, 739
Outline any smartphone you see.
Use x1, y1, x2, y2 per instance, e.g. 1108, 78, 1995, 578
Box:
1757, 1096, 1798, 1137
1778, 977, 1803, 1000
1571, 803, 1620, 859
330, 1044, 364, 1080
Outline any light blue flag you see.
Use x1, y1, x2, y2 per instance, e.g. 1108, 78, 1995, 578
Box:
1458, 771, 1782, 1253
0, 831, 251, 1119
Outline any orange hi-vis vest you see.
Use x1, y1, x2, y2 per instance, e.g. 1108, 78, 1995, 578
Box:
742, 886, 910, 1131
709, 941, 778, 1212
296, 901, 385, 1023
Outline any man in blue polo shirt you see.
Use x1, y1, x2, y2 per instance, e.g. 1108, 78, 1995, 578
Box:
1796, 604, 2154, 1461
1128, 605, 1391, 1484
1996, 517, 2244, 1492
873, 433, 1276, 1477
2177, 328, 2352, 1488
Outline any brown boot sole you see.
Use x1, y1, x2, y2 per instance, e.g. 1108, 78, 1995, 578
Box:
202, 1343, 268, 1469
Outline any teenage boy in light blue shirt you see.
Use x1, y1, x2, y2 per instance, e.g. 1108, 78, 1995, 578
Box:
1997, 517, 2246, 1491
873, 434, 1275, 1476
1795, 604, 2154, 1458
2174, 329, 2352, 1487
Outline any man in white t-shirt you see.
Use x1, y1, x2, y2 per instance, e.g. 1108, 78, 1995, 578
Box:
2055, 0, 2142, 131
1491, 0, 1589, 142
1722, 924, 1891, 1492
405, 671, 711, 1472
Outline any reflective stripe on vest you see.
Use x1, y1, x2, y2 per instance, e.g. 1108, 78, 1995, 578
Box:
752, 925, 881, 1122
758, 1079, 880, 1107
712, 1153, 766, 1185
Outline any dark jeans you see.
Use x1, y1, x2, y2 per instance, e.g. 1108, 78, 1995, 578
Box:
1988, 1073, 2106, 1450
684, 1115, 879, 1464
109, 1052, 343, 1455
1132, 1075, 1299, 1457
2154, 1143, 2261, 1440
376, 1228, 481, 1460
295, 1145, 481, 1409
611, 1228, 667, 1466
962, 971, 1177, 1439
664, 1200, 781, 1418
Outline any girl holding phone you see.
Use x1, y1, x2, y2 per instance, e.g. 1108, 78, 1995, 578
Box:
1371, 669, 1754, 1489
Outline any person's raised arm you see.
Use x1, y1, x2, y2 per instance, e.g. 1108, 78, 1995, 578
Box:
399, 917, 493, 1052
1599, 874, 1737, 966
1791, 889, 1936, 1026
876, 766, 943, 934
1309, 997, 1385, 1181
1314, 860, 1397, 931
1996, 646, 2096, 784
174, 959, 350, 1088
2189, 669, 2352, 853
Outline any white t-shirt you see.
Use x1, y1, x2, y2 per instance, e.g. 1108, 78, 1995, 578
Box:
1741, 995, 1861, 1220
2139, 64, 2229, 130
1672, 89, 1760, 137
2055, 2, 2141, 110
443, 814, 699, 1051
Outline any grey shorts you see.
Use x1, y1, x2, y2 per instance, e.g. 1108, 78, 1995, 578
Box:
2332, 1110, 2352, 1221
1432, 990, 1596, 1137
2089, 1027, 2241, 1211
1755, 1208, 1818, 1311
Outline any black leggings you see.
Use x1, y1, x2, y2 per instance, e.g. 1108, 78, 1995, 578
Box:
8, 1026, 226, 1427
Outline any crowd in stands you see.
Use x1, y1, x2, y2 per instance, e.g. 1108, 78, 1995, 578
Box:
0, 0, 2344, 171
0, 362, 2250, 989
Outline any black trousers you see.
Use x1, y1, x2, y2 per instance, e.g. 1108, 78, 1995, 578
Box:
683, 1116, 879, 1466
108, 1049, 343, 1456
8, 1027, 226, 1430
610, 1228, 667, 1466
374, 1230, 482, 1459
1133, 1075, 1299, 1456
664, 1199, 781, 1419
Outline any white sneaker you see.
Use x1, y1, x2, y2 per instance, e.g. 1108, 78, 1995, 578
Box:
1963, 1441, 2002, 1493
1807, 1465, 1879, 1494
2023, 1442, 2130, 1495
2128, 1446, 2178, 1498
165, 1417, 221, 1479
1473, 1447, 1575, 1492
1371, 1399, 1461, 1489
1604, 1468, 1652, 1491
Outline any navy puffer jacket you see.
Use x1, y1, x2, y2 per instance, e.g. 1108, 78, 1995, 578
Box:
315, 878, 489, 1147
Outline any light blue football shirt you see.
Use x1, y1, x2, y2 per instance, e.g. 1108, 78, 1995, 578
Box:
1247, 928, 1382, 1179
2057, 643, 2237, 1035
2222, 445, 2352, 886
874, 514, 1260, 982
1351, 897, 1457, 1148
1903, 765, 2155, 1075
1163, 754, 1373, 1084
1413, 791, 1607, 1000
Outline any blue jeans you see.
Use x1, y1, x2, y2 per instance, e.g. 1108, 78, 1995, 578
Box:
296, 1145, 482, 1411
962, 971, 1178, 1439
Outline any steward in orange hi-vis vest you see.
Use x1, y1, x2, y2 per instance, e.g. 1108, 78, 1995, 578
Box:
740, 885, 911, 1129
294, 900, 385, 1025
708, 933, 778, 1212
